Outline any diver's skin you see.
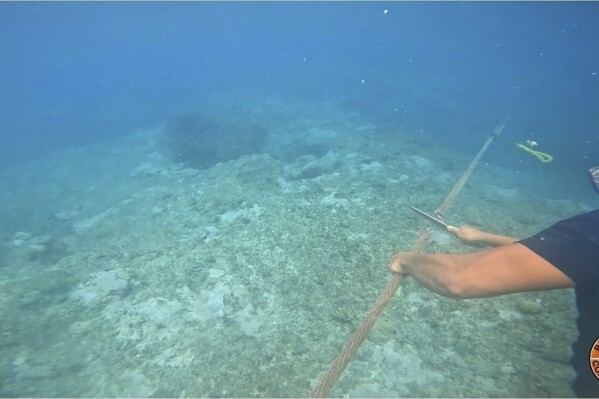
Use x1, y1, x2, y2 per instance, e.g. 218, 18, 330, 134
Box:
388, 225, 574, 298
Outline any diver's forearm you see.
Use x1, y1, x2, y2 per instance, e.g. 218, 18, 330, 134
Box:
448, 225, 518, 247
473, 231, 518, 247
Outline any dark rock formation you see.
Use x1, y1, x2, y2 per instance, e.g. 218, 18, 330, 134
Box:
165, 113, 269, 169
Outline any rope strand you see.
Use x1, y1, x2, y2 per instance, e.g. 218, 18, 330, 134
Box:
310, 125, 501, 397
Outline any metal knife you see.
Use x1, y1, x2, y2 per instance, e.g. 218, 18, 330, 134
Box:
407, 205, 450, 230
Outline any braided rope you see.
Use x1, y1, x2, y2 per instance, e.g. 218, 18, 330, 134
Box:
436, 124, 503, 216
310, 231, 431, 398
310, 126, 501, 397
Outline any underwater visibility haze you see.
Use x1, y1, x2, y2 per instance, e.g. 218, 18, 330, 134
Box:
0, 1, 598, 397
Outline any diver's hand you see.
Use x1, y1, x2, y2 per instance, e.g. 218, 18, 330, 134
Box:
388, 252, 413, 275
447, 225, 486, 245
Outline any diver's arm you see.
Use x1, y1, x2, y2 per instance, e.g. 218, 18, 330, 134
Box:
447, 225, 517, 247
388, 244, 574, 299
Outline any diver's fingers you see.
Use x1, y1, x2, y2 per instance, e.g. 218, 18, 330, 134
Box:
446, 225, 458, 235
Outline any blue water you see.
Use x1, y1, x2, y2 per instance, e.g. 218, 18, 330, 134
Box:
0, 2, 597, 397
2, 2, 598, 170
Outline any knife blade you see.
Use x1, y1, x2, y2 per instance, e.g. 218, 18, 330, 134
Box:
407, 205, 450, 230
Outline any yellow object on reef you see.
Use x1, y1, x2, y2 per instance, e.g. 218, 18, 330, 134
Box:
515, 142, 554, 163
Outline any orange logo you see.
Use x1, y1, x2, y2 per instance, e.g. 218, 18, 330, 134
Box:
591, 337, 599, 380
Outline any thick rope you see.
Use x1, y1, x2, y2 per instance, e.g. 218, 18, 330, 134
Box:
310, 125, 501, 398
436, 124, 503, 216
310, 230, 431, 398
